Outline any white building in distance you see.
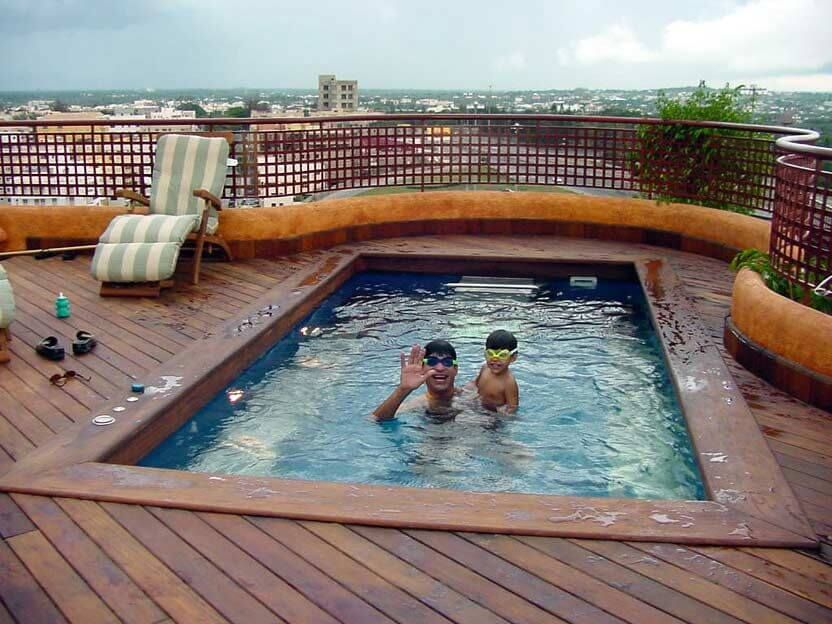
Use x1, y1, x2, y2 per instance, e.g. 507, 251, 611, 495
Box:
318, 75, 358, 112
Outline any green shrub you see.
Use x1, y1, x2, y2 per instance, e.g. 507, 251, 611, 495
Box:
633, 82, 771, 215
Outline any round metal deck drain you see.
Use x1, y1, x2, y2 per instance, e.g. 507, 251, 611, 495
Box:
112, 406, 126, 412
126, 397, 139, 403
92, 415, 115, 426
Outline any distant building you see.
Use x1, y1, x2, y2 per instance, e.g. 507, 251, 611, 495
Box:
318, 74, 358, 112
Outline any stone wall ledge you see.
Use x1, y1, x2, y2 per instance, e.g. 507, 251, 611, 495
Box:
726, 268, 832, 408
0, 192, 769, 256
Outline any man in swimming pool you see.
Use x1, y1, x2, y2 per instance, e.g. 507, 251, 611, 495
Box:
372, 340, 463, 421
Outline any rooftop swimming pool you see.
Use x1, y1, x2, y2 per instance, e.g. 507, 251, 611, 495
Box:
141, 270, 705, 500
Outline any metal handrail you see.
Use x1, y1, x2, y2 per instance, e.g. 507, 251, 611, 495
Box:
0, 113, 822, 137
1, 113, 829, 296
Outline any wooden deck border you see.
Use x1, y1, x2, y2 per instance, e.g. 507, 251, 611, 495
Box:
0, 248, 817, 547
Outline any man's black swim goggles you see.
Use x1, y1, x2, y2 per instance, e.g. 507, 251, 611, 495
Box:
423, 356, 457, 368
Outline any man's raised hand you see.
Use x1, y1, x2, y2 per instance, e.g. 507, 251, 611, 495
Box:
399, 344, 432, 390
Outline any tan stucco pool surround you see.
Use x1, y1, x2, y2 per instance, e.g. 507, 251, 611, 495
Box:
1, 191, 829, 387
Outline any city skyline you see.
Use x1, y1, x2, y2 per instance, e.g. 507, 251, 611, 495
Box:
1, 0, 830, 93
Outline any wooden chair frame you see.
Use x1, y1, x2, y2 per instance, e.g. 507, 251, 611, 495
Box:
0, 327, 10, 363
101, 133, 234, 296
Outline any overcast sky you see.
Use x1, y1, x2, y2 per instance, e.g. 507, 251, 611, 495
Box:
1, 0, 830, 92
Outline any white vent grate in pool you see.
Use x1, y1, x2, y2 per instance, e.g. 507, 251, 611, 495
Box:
570, 276, 598, 288
446, 276, 539, 294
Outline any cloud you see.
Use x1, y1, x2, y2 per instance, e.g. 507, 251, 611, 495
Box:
494, 52, 527, 72
569, 24, 654, 64
559, 0, 831, 77
0, 0, 171, 34
662, 0, 831, 73
744, 73, 832, 93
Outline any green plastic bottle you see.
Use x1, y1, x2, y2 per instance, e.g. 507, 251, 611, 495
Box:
55, 292, 71, 318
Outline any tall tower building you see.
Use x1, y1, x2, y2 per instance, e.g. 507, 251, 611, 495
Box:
318, 74, 358, 112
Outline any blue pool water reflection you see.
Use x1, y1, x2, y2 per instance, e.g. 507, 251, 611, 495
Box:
141, 271, 705, 500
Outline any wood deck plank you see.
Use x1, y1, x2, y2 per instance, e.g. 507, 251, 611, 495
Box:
0, 493, 35, 538
201, 512, 397, 624
0, 364, 76, 434
741, 548, 832, 586
758, 424, 832, 458
184, 271, 265, 307
6, 259, 176, 363
102, 502, 283, 624
776, 453, 832, 483
690, 545, 832, 610
793, 484, 832, 514
767, 439, 832, 471
0, 412, 36, 461
253, 516, 456, 624
0, 236, 829, 624
7, 312, 120, 402
782, 468, 832, 496
635, 542, 832, 621
577, 539, 804, 624
0, 385, 56, 444
801, 502, 832, 538
56, 497, 226, 624
6, 530, 120, 624
0, 349, 89, 422
0, 449, 13, 477
13, 494, 167, 624
150, 506, 339, 624
49, 259, 196, 348
517, 535, 743, 624
8, 256, 187, 351
0, 599, 15, 624
407, 529, 625, 624
6, 462, 813, 547
352, 524, 568, 624
0, 540, 67, 624
303, 521, 511, 624
10, 277, 158, 377
464, 533, 683, 624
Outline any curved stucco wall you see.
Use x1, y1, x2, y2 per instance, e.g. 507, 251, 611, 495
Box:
731, 268, 832, 377
0, 192, 770, 254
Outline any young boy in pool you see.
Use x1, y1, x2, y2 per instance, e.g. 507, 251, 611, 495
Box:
473, 329, 519, 413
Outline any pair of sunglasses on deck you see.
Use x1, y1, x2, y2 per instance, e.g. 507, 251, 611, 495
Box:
49, 370, 90, 386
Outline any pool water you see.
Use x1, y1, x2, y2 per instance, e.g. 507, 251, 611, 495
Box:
141, 271, 705, 500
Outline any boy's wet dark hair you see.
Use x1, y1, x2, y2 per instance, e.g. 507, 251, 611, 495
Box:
424, 339, 457, 360
486, 329, 517, 351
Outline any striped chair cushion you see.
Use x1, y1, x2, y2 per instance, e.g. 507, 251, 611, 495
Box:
0, 264, 15, 329
150, 134, 230, 234
90, 242, 182, 283
99, 214, 199, 245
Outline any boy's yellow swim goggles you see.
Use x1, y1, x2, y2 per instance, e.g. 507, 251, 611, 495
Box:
485, 347, 518, 360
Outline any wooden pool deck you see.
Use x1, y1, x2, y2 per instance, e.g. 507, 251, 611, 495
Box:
0, 235, 830, 623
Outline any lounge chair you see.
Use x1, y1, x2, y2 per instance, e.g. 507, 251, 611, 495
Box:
91, 133, 233, 297
0, 264, 15, 363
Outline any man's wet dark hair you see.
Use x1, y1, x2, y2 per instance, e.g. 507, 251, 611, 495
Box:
424, 339, 457, 360
486, 329, 517, 351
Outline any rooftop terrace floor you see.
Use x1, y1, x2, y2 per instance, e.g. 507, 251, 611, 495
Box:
0, 235, 830, 623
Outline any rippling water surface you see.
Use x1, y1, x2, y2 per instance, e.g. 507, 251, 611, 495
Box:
141, 271, 705, 500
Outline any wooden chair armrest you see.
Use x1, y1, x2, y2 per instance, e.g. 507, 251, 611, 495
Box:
115, 189, 150, 210
193, 189, 223, 211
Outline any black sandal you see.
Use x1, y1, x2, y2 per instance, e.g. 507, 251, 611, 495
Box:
36, 336, 65, 361
72, 331, 97, 355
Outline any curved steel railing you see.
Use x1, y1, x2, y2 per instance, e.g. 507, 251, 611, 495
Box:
0, 114, 814, 210
0, 114, 829, 290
